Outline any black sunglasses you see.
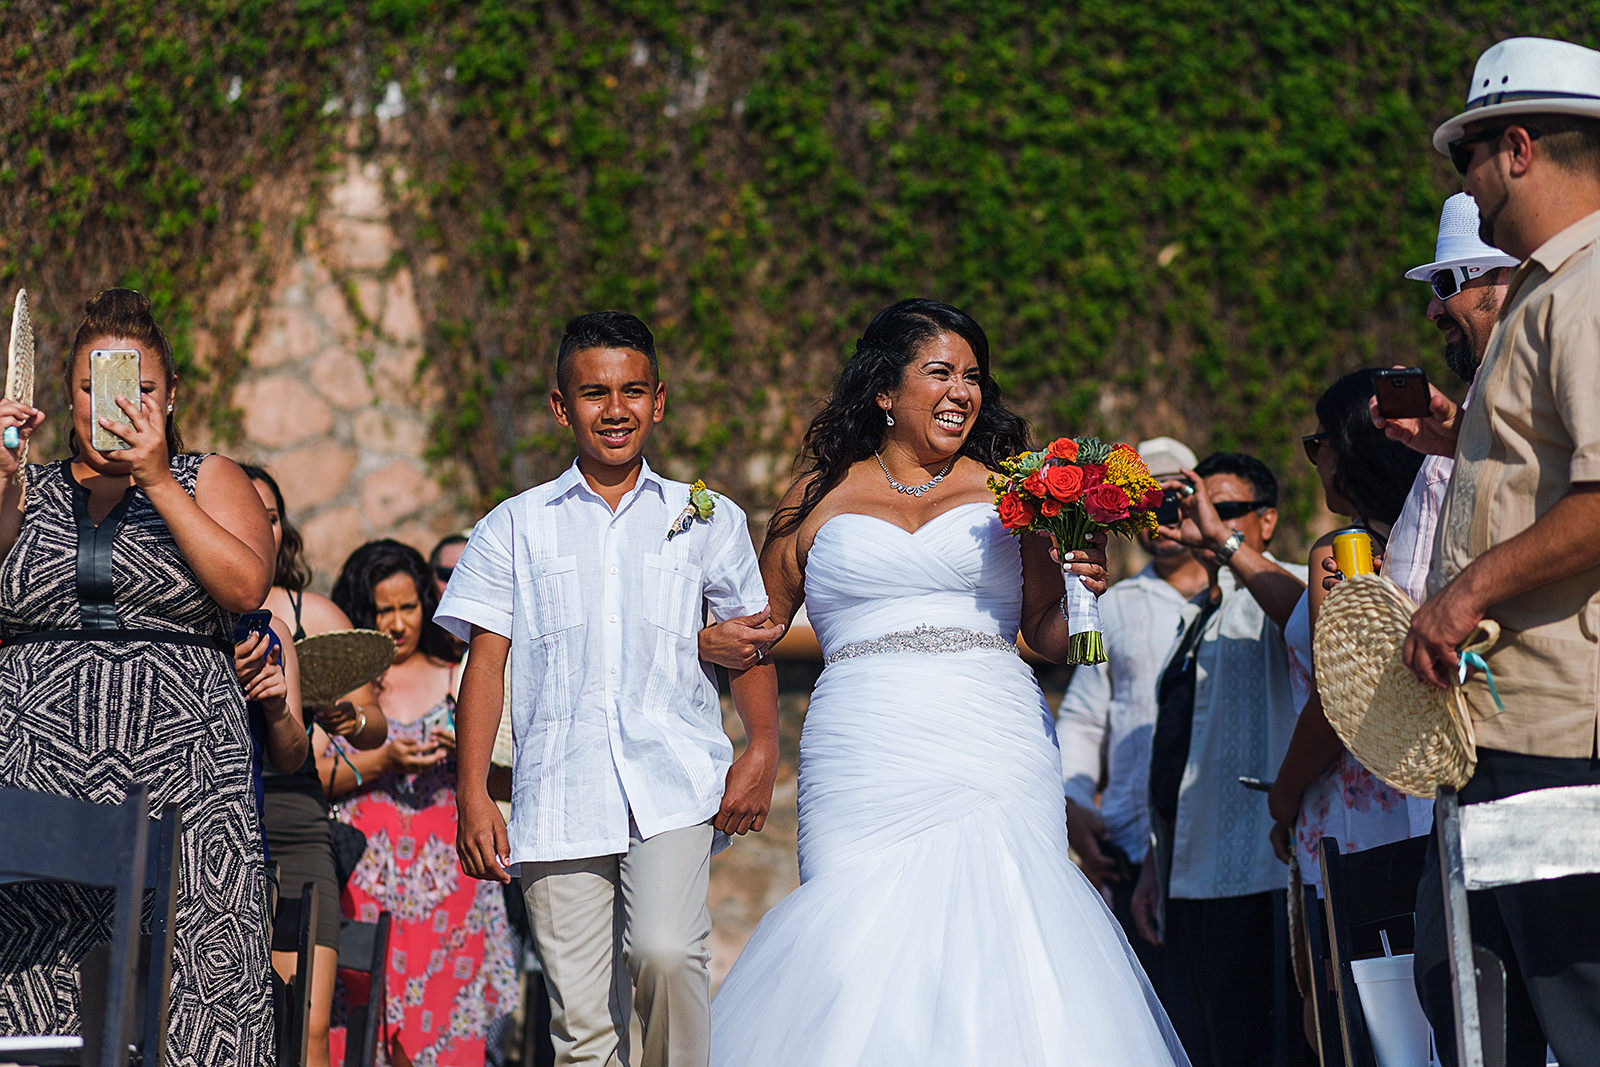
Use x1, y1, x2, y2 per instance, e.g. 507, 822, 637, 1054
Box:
433, 565, 454, 583
1213, 499, 1271, 520
1302, 431, 1330, 465
1448, 123, 1542, 175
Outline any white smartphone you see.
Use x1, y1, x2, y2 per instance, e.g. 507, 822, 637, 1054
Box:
89, 348, 141, 451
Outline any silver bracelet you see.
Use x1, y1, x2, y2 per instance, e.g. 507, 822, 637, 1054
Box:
1215, 529, 1246, 562
1059, 593, 1070, 621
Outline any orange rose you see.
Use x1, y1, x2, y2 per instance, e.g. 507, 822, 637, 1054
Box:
997, 492, 1037, 531
1041, 463, 1084, 503
1047, 438, 1079, 462
1021, 471, 1048, 499
1039, 496, 1063, 518
1084, 482, 1132, 524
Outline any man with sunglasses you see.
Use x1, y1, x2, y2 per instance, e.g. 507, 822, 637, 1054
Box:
1133, 452, 1311, 1067
1380, 37, 1600, 1067
1379, 194, 1518, 610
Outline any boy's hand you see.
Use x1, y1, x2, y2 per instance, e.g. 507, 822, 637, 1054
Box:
457, 789, 512, 883
699, 609, 786, 670
715, 744, 777, 836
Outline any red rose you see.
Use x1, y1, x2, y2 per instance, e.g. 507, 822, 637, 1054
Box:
1084, 482, 1132, 524
1022, 471, 1048, 499
1039, 496, 1062, 518
1047, 438, 1079, 462
997, 492, 1038, 531
1081, 464, 1107, 488
1140, 485, 1166, 510
1041, 463, 1084, 503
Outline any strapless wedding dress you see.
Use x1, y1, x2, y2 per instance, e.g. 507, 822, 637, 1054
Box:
710, 502, 1190, 1065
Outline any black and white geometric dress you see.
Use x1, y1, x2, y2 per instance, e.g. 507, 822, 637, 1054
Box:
0, 455, 274, 1064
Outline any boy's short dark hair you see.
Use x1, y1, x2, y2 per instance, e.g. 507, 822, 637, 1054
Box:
556, 311, 659, 393
1194, 451, 1279, 508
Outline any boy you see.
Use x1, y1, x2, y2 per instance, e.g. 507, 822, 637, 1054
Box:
439, 311, 778, 1067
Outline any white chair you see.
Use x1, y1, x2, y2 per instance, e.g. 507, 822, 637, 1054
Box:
1435, 782, 1600, 1067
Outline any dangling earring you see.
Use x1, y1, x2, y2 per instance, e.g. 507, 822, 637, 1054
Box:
885, 411, 895, 427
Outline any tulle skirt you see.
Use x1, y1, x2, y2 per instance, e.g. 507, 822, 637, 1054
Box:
710, 649, 1190, 1066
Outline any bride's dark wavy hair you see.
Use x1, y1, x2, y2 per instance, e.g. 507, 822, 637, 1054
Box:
769, 298, 1033, 539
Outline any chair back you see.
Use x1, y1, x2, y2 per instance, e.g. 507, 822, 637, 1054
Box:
273, 884, 318, 1067
338, 912, 392, 1067
1437, 783, 1600, 1067
0, 785, 149, 1067
1319, 834, 1429, 1067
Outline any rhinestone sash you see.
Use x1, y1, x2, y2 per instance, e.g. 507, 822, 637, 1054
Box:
823, 624, 1018, 665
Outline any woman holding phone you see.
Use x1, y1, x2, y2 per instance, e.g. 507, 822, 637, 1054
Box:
0, 288, 278, 1059
324, 539, 516, 1066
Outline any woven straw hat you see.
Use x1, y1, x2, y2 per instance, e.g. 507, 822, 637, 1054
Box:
1314, 574, 1493, 798
295, 629, 396, 707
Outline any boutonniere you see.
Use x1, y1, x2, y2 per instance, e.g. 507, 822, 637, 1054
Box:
666, 480, 717, 540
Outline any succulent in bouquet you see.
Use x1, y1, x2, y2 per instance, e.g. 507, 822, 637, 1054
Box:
988, 437, 1163, 664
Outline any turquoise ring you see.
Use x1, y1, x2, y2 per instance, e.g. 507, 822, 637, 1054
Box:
3, 427, 18, 449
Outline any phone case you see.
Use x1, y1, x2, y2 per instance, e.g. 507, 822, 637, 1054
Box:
90, 349, 141, 451
1376, 371, 1431, 420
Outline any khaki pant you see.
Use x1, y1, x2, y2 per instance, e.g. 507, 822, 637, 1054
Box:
520, 822, 714, 1067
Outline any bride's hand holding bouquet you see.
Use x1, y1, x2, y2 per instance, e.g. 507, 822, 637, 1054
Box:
990, 437, 1163, 664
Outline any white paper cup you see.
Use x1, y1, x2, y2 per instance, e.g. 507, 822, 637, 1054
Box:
1351, 953, 1433, 1067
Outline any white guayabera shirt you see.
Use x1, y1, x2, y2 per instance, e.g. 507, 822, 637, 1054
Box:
436, 459, 767, 865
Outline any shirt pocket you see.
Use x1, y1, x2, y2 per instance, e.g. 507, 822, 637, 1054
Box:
525, 556, 583, 639
643, 554, 705, 639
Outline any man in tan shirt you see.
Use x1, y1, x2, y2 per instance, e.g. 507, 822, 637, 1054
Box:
1379, 37, 1600, 1067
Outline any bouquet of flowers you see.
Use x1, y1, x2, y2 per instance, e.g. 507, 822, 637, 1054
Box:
989, 437, 1164, 664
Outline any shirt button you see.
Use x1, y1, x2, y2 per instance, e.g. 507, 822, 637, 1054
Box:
609, 614, 619, 623
610, 667, 618, 675
610, 566, 618, 575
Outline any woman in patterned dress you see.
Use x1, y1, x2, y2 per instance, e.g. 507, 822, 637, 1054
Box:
324, 540, 517, 1067
0, 288, 278, 1062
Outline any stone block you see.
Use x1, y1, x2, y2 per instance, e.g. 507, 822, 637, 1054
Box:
250, 307, 323, 369
270, 441, 359, 511
331, 219, 396, 273
326, 161, 386, 221
354, 276, 383, 329
311, 276, 357, 337
371, 345, 425, 407
359, 457, 441, 529
350, 408, 416, 454
309, 350, 375, 410
380, 268, 422, 341
236, 376, 335, 448
301, 504, 365, 584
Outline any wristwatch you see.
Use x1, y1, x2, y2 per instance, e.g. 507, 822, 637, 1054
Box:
1215, 529, 1246, 562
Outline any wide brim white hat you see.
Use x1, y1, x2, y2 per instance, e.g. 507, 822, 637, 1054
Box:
1137, 436, 1197, 481
1403, 193, 1520, 280
1434, 37, 1600, 154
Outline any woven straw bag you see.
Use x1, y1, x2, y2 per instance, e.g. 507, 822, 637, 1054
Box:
294, 629, 396, 707
1314, 574, 1495, 798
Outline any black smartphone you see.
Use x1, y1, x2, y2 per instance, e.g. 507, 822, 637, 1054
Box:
232, 609, 275, 644
1237, 775, 1274, 792
1372, 367, 1432, 420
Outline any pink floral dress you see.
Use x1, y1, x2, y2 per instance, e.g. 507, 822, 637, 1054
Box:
328, 704, 518, 1066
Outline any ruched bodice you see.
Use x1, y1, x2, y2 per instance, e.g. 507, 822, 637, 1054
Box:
805, 502, 1021, 654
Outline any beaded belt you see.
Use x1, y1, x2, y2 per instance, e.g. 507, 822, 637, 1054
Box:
823, 624, 1018, 665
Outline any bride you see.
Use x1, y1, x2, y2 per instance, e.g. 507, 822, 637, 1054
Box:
710, 299, 1190, 1065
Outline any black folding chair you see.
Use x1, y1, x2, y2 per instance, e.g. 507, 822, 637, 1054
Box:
1319, 833, 1429, 1067
1436, 783, 1600, 1067
337, 913, 391, 1067
272, 883, 318, 1067
0, 785, 150, 1067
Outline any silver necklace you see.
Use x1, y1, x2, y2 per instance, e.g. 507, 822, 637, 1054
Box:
876, 452, 955, 497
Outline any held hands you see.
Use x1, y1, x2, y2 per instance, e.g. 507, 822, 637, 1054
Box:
98, 392, 170, 487
1370, 377, 1461, 458
0, 399, 44, 480
715, 744, 778, 836
699, 608, 787, 671
1047, 529, 1109, 595
457, 789, 512, 884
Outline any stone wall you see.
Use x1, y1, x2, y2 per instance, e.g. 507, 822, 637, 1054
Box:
224, 154, 473, 586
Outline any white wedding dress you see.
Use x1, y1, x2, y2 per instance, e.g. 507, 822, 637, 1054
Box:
710, 502, 1190, 1066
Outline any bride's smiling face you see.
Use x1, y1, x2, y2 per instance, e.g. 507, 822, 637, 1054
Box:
878, 332, 983, 458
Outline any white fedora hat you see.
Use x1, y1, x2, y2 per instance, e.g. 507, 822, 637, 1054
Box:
1403, 193, 1520, 280
1434, 37, 1600, 153
1137, 436, 1198, 481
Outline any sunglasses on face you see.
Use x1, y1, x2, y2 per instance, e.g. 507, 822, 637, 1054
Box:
1212, 499, 1271, 521
1448, 123, 1542, 175
433, 565, 454, 583
1429, 266, 1472, 301
1302, 431, 1330, 465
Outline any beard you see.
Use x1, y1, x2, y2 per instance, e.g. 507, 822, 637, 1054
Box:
1443, 333, 1477, 384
